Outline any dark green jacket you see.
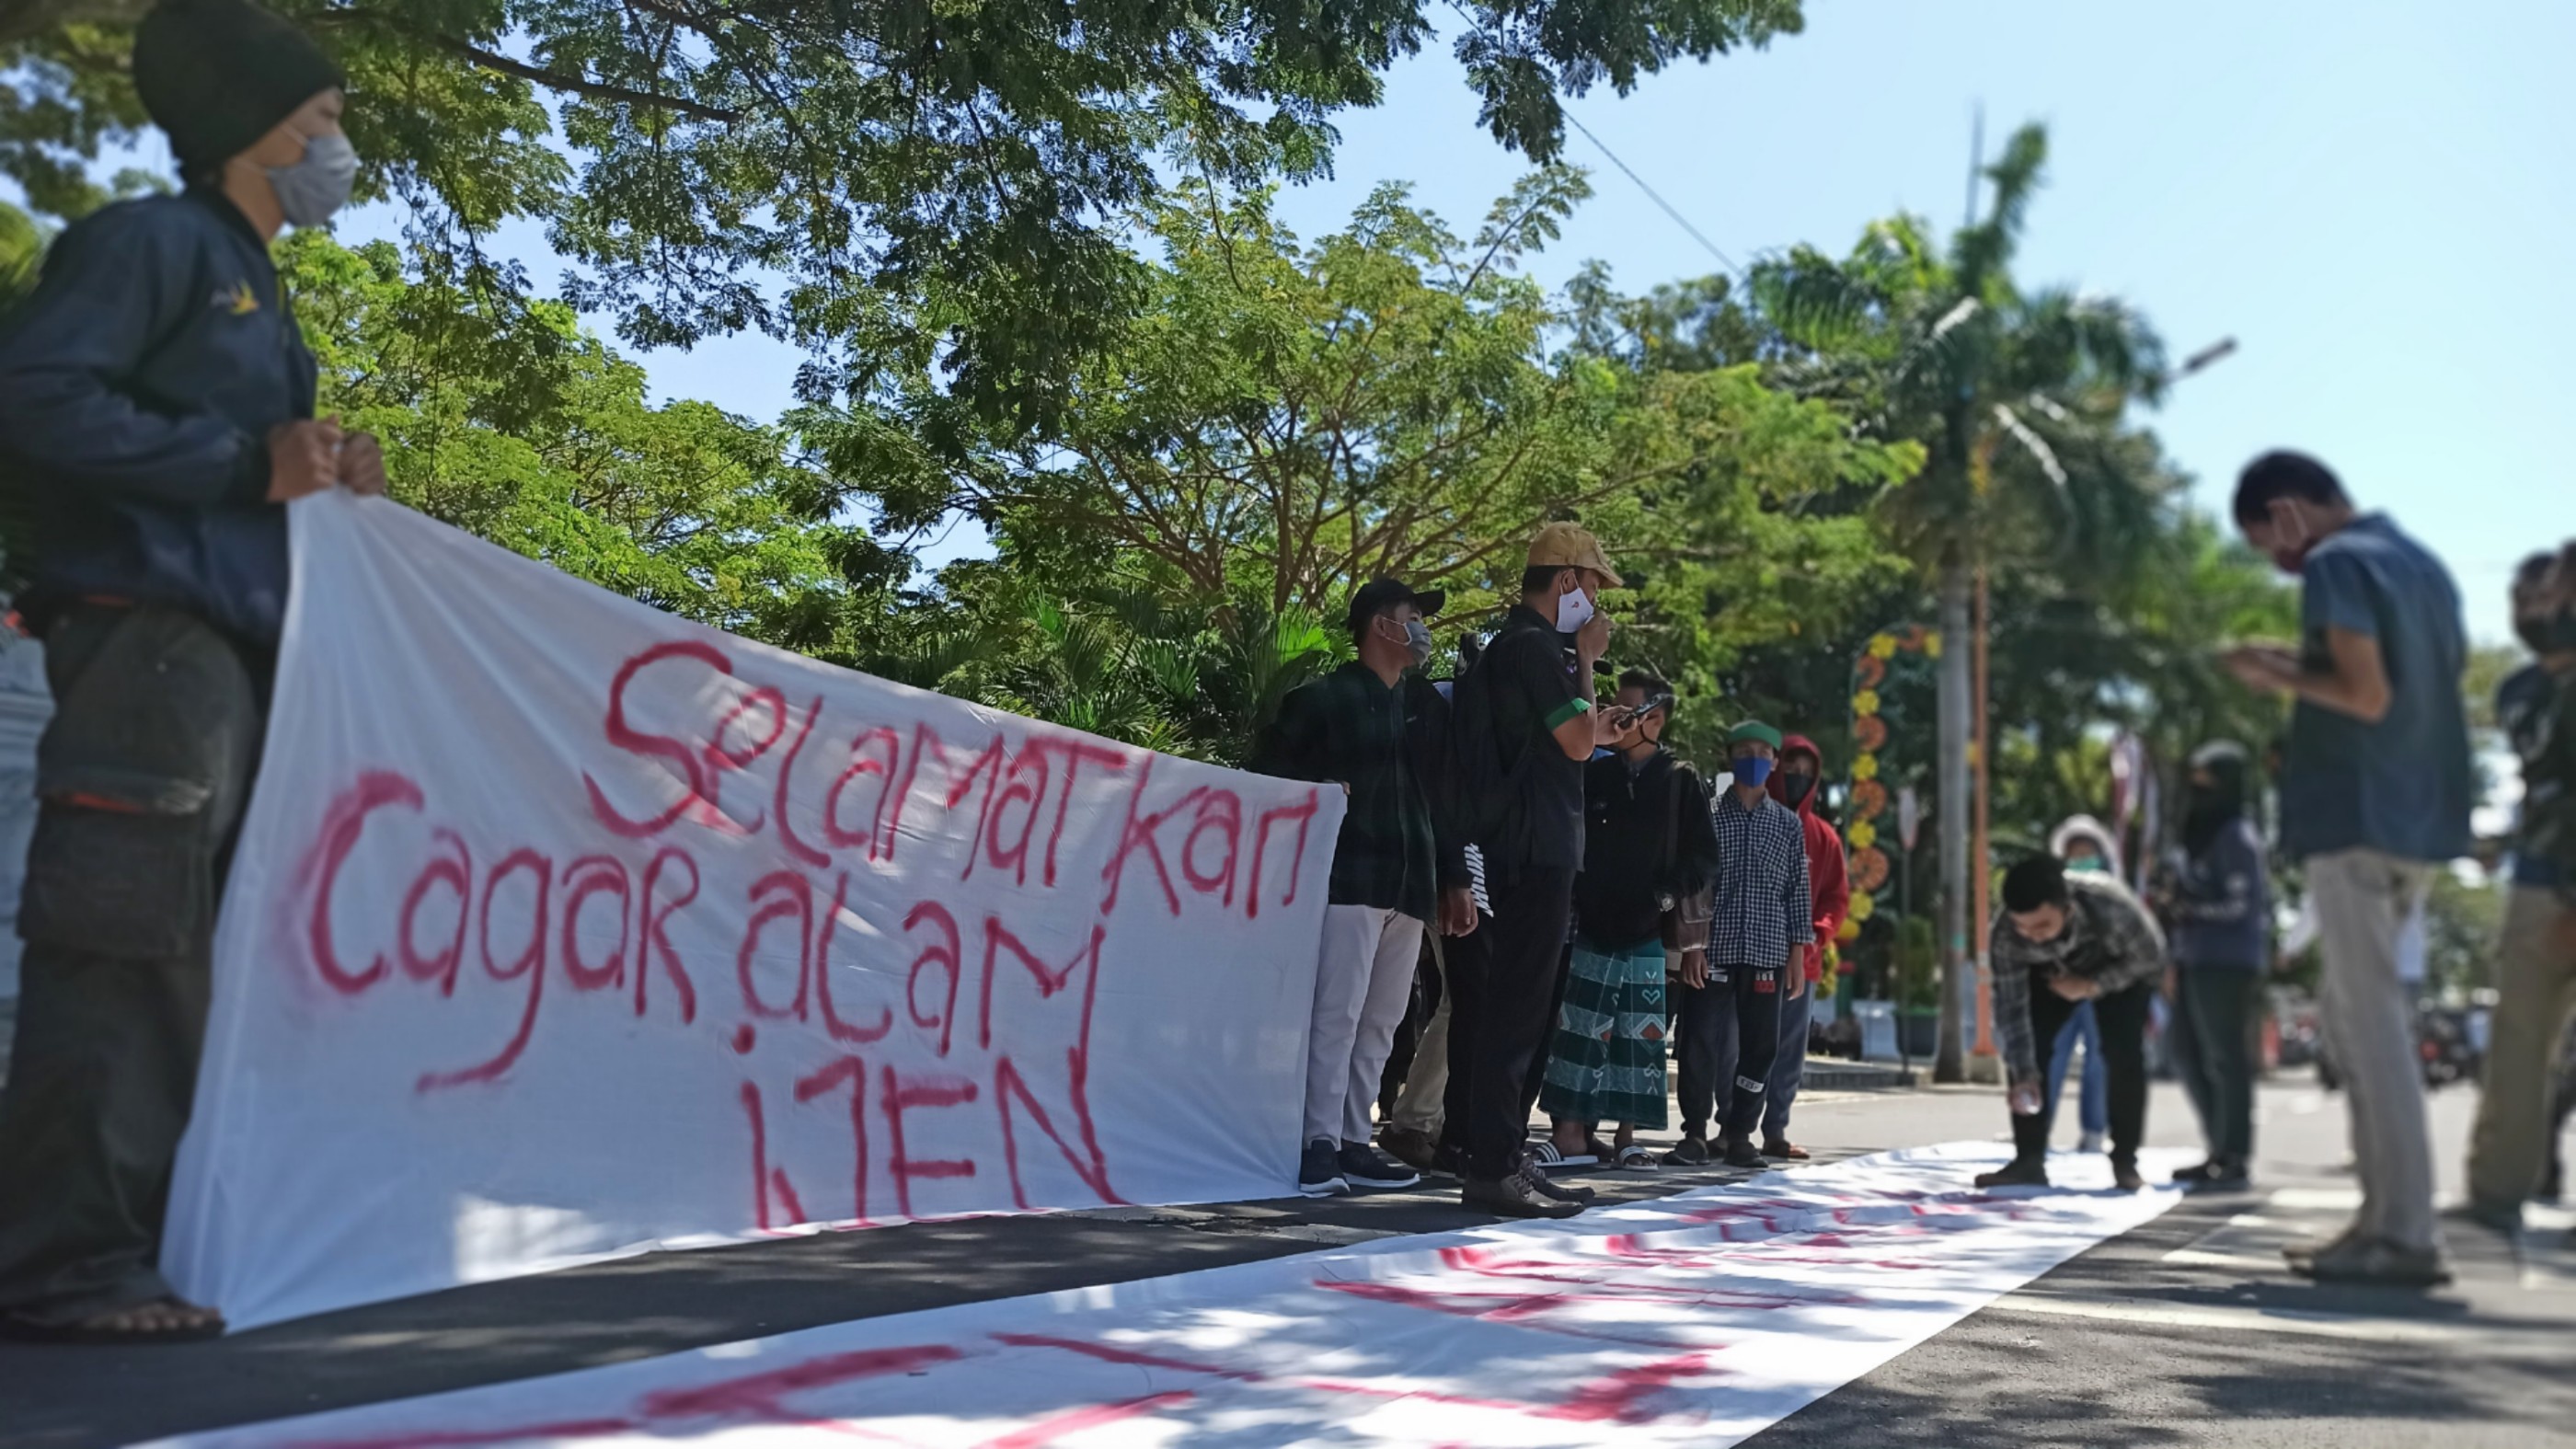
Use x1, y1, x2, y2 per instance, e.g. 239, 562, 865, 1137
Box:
1249, 662, 1465, 924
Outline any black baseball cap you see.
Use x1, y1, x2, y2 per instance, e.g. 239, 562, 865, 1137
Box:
1345, 578, 1446, 634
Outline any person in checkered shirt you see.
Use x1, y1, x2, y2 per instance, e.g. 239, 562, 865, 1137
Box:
1666, 720, 1812, 1169
1979, 853, 2168, 1193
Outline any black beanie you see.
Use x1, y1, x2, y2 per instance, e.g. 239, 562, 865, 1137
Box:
133, 0, 344, 173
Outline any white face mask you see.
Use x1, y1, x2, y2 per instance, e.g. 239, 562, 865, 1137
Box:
267, 130, 358, 228
1401, 619, 1434, 668
1554, 581, 1595, 634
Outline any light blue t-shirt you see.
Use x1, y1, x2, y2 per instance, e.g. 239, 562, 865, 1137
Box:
2278, 514, 2474, 864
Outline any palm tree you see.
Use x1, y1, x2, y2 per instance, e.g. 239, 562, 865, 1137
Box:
1753, 121, 2168, 1081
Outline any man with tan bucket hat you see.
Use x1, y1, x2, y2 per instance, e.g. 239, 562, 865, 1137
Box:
1437, 522, 1636, 1217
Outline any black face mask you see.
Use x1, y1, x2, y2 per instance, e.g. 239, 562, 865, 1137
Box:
1779, 772, 1816, 808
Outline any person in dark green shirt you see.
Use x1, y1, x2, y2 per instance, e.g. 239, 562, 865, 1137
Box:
1251, 579, 1475, 1198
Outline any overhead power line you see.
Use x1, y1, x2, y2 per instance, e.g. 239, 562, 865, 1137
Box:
1442, 0, 1742, 276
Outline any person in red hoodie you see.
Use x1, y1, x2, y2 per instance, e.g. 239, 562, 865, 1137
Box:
1761, 734, 1850, 1158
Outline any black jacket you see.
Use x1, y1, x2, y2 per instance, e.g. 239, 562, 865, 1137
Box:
1573, 748, 1719, 948
0, 189, 313, 644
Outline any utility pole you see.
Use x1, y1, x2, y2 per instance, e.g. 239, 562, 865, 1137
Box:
1932, 106, 1986, 1085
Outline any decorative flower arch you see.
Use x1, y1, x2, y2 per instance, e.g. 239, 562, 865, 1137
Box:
1841, 624, 1940, 941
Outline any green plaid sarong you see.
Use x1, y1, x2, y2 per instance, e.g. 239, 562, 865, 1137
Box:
1538, 936, 1670, 1130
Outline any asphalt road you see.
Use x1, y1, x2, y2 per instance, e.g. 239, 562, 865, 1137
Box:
3, 1072, 2569, 1449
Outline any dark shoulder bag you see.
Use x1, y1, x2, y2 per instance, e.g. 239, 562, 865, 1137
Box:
1660, 760, 1714, 970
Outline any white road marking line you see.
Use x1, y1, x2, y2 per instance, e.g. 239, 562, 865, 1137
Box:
1990, 1292, 2560, 1351
2268, 1187, 2364, 1212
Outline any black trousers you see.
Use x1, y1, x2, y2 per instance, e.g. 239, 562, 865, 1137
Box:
1441, 864, 1575, 1179
0, 606, 265, 1324
2014, 976, 2153, 1167
1518, 941, 1573, 1124
2171, 968, 2263, 1164
1674, 962, 1782, 1140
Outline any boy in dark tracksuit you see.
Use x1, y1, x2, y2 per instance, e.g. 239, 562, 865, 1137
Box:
0, 0, 385, 1342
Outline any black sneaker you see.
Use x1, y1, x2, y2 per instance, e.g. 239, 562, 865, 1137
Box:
1298, 1139, 1348, 1198
1338, 1143, 1420, 1191
1974, 1157, 2050, 1190
2170, 1160, 2222, 1185
2111, 1159, 2145, 1193
1430, 1137, 1469, 1179
2185, 1158, 2250, 1193
1662, 1133, 1712, 1167
1514, 1148, 1597, 1204
1719, 1136, 1766, 1169
1463, 1167, 1582, 1220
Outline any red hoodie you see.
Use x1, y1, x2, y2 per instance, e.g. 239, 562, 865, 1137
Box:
1767, 733, 1850, 983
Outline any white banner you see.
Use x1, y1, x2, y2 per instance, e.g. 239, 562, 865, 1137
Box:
143, 1145, 2182, 1448
165, 494, 1342, 1330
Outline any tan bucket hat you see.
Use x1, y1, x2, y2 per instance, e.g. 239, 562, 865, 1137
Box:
1525, 521, 1623, 588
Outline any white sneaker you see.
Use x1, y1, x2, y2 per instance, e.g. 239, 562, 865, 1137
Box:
2076, 1131, 2106, 1155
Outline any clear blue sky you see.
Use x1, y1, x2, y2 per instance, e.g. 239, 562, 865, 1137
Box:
314, 0, 2576, 643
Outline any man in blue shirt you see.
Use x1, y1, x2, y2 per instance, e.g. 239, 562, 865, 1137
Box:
0, 0, 385, 1344
2465, 551, 2576, 1235
2225, 451, 2470, 1288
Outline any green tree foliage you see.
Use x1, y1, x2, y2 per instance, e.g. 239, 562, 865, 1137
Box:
816, 171, 1914, 764
280, 231, 891, 650
0, 0, 1802, 440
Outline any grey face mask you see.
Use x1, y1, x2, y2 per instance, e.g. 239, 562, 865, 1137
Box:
1401, 619, 1434, 668
266, 131, 358, 228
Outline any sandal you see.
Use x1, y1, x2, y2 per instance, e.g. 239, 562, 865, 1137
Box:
0, 1298, 225, 1345
1616, 1144, 1657, 1170
1529, 1140, 1599, 1169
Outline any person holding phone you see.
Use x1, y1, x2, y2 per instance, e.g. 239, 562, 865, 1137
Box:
1438, 523, 1630, 1218
2223, 450, 2469, 1286
1979, 854, 2168, 1193
1536, 672, 1716, 1169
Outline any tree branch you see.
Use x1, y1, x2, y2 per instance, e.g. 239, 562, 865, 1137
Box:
321, 8, 743, 122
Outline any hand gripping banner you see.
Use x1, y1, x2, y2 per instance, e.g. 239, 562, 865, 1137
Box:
165, 494, 1341, 1330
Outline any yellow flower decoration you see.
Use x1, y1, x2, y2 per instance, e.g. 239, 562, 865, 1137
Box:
1836, 915, 1861, 943
1922, 630, 1943, 659
1852, 689, 1881, 716
1853, 753, 1880, 782
1867, 634, 1897, 660
1849, 891, 1876, 922
1848, 820, 1878, 851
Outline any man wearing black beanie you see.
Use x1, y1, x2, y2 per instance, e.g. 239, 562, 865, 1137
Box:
0, 0, 385, 1344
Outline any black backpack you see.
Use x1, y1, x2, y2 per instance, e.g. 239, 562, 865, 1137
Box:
1447, 614, 1553, 852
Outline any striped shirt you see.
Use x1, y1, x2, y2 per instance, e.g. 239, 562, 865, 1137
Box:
1707, 788, 1813, 969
